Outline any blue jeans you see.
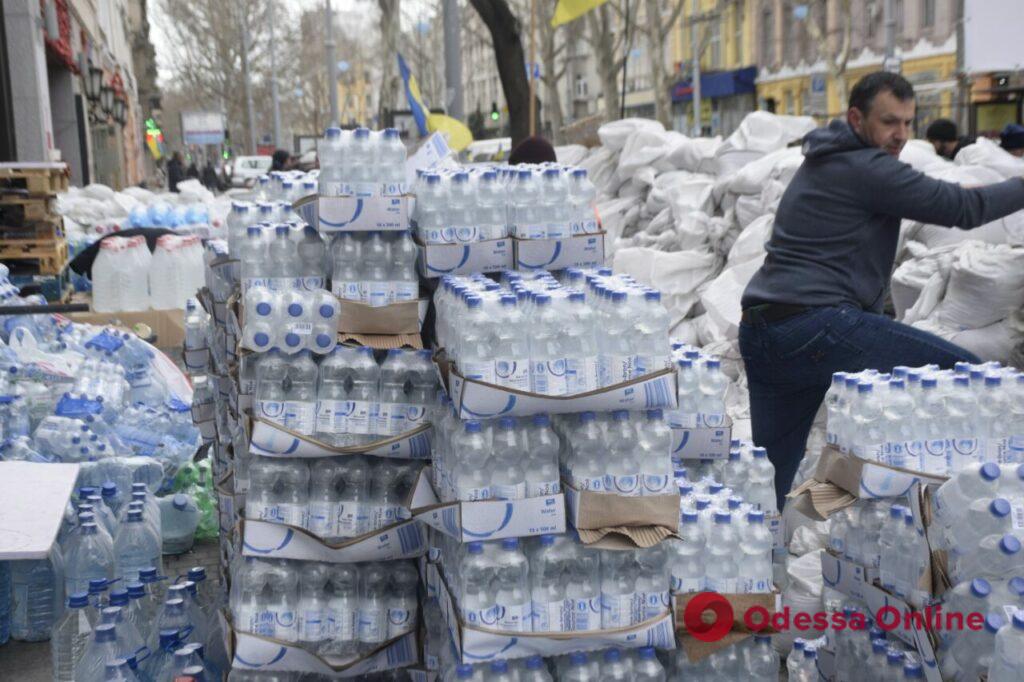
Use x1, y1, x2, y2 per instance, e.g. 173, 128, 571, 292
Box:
738, 304, 980, 510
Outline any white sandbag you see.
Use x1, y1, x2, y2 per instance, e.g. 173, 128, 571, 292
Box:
711, 144, 765, 179
727, 146, 805, 196
727, 213, 774, 265
597, 118, 665, 152
724, 111, 817, 153
778, 549, 828, 651
81, 183, 116, 202
120, 186, 156, 204
666, 176, 716, 218
616, 128, 674, 180
598, 195, 644, 249
699, 254, 766, 342
665, 135, 723, 173
891, 249, 954, 320
948, 317, 1023, 365
579, 146, 619, 195
955, 135, 1024, 179
646, 171, 710, 215
937, 242, 1024, 329
554, 144, 589, 166
613, 246, 722, 322
670, 317, 701, 346
903, 270, 949, 325
898, 139, 953, 174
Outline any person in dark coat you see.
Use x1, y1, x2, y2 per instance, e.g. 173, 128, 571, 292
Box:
508, 136, 557, 165
271, 149, 292, 171
1000, 123, 1024, 158
925, 118, 971, 160
166, 152, 185, 192
201, 161, 223, 192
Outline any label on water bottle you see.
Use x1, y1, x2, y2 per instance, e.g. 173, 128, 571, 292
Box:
387, 606, 413, 638
273, 608, 298, 642
671, 574, 705, 593
532, 599, 570, 632
706, 576, 738, 594
642, 473, 671, 495
572, 474, 604, 493
405, 404, 429, 429
495, 358, 530, 392
598, 354, 634, 387
256, 400, 286, 425
532, 359, 568, 396
601, 592, 641, 629
463, 605, 502, 628
377, 402, 407, 436
332, 280, 362, 302
546, 222, 570, 239
300, 277, 326, 291
297, 609, 326, 642
826, 428, 839, 446
948, 437, 980, 467
921, 439, 949, 473
337, 502, 369, 537
454, 226, 480, 243
498, 601, 532, 632
739, 576, 771, 594
456, 483, 491, 502
564, 357, 597, 394
603, 473, 642, 497
643, 590, 670, 620
315, 399, 346, 436
357, 606, 385, 643
527, 478, 561, 497
1011, 503, 1024, 530
371, 503, 402, 530
460, 360, 496, 386
392, 282, 418, 303
347, 400, 375, 435
580, 217, 599, 234
517, 222, 547, 240
572, 597, 603, 631
307, 502, 335, 538
284, 401, 316, 435
256, 502, 306, 528
491, 481, 527, 501
245, 608, 276, 637
767, 511, 783, 549
367, 282, 391, 308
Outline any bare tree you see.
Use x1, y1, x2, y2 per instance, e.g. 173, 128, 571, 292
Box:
538, 3, 568, 142
378, 0, 401, 124
469, 0, 535, 146
805, 0, 852, 112
641, 0, 686, 127
583, 0, 638, 122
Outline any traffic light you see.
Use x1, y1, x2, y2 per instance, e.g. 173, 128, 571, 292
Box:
490, 101, 499, 122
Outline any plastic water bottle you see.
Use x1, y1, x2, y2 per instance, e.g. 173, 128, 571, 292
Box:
563, 651, 596, 681
738, 511, 773, 593
668, 511, 705, 593
363, 232, 392, 307
74, 622, 120, 682
512, 169, 544, 239
989, 611, 1024, 681
283, 351, 318, 436
932, 462, 1002, 529
633, 646, 666, 681
494, 538, 531, 632
357, 563, 388, 644
600, 550, 638, 629
476, 170, 507, 240
598, 292, 634, 387
493, 295, 530, 391
113, 508, 162, 585
51, 591, 93, 681
491, 417, 527, 500
602, 648, 631, 680
540, 168, 570, 239
10, 548, 64, 641
160, 494, 200, 555
705, 512, 739, 593
378, 128, 406, 185
459, 296, 496, 384
638, 409, 673, 495
64, 522, 114, 596
523, 414, 560, 497
605, 410, 641, 496
745, 635, 780, 680
563, 292, 599, 393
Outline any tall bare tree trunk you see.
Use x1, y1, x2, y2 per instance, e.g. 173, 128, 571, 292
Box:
469, 0, 536, 146
539, 14, 566, 142
643, 0, 685, 128
587, 4, 621, 121
377, 0, 401, 126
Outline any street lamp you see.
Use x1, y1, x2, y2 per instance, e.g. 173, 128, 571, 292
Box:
113, 95, 126, 126
86, 63, 103, 102
100, 86, 114, 117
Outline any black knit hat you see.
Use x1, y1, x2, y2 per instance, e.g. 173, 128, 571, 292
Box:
508, 136, 557, 165
925, 118, 958, 142
1001, 124, 1024, 151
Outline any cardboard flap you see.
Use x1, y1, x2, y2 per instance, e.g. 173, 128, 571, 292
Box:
337, 299, 426, 335
568, 485, 679, 532
239, 517, 427, 562
338, 333, 423, 350
248, 417, 432, 460
786, 478, 857, 521
576, 525, 676, 548
229, 625, 419, 675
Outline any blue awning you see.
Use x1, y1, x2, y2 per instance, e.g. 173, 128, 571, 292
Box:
671, 66, 758, 103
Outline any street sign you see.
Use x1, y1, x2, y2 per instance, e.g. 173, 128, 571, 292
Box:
181, 111, 225, 146
808, 73, 827, 115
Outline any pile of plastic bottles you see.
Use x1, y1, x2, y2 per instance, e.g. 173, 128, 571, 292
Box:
91, 234, 205, 312
236, 222, 327, 293
436, 646, 674, 681
241, 288, 340, 354
127, 202, 211, 230
410, 163, 598, 244
793, 629, 926, 682
824, 362, 1024, 474
229, 557, 419, 655
252, 346, 438, 441
318, 126, 407, 193
434, 270, 671, 394
53, 564, 226, 681
245, 456, 421, 537
430, 412, 561, 502
670, 344, 732, 423
438, 534, 669, 633
327, 231, 419, 306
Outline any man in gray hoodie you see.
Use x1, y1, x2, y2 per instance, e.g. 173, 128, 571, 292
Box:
739, 71, 1024, 509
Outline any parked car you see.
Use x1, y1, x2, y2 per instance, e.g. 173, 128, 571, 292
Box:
226, 155, 272, 187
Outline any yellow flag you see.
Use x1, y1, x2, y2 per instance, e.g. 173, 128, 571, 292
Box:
426, 113, 474, 153
551, 0, 608, 26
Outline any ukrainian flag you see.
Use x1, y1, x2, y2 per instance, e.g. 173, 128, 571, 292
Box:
397, 53, 473, 152
552, 0, 607, 26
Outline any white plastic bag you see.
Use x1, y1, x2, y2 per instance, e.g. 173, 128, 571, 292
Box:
955, 135, 1024, 179
597, 118, 665, 152
937, 242, 1024, 329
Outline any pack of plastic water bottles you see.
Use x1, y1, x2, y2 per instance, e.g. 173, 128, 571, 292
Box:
317, 126, 408, 194
244, 457, 422, 538
251, 346, 438, 440
240, 287, 340, 354
411, 163, 599, 245
825, 361, 1024, 474
435, 269, 671, 394
229, 557, 419, 656
670, 344, 731, 427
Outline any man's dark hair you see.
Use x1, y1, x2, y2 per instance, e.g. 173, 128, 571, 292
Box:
925, 118, 958, 142
848, 71, 916, 114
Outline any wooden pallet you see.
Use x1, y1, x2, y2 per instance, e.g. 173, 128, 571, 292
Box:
0, 164, 69, 196
0, 213, 63, 240
0, 194, 58, 221
0, 237, 68, 275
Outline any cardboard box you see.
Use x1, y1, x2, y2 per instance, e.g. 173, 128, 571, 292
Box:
443, 364, 678, 419
788, 446, 948, 520
67, 304, 186, 348
336, 298, 427, 335
240, 518, 428, 563
417, 238, 513, 278
513, 232, 606, 271
820, 551, 877, 604
228, 618, 419, 677
298, 192, 411, 233
563, 482, 679, 547
669, 417, 733, 461
415, 473, 566, 543
672, 592, 779, 661
428, 562, 675, 665
248, 417, 432, 460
